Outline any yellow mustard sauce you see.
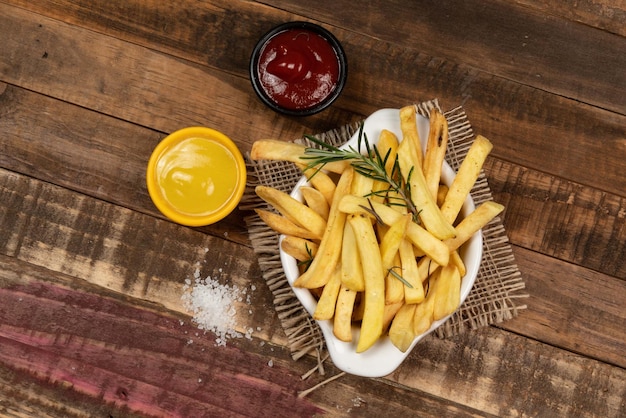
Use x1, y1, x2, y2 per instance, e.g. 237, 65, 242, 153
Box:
155, 137, 239, 216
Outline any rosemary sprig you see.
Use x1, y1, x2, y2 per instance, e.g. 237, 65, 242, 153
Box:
297, 243, 314, 272
302, 126, 418, 218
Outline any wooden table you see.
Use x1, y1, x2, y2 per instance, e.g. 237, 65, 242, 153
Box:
1, 1, 624, 416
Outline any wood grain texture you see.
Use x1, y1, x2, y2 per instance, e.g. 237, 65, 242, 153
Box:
1, 0, 625, 416
387, 326, 626, 417
2, 1, 624, 197
0, 3, 356, 144
513, 0, 626, 36
257, 0, 626, 113
503, 246, 626, 369
486, 158, 626, 279
0, 168, 286, 344
0, 256, 322, 418
2, 247, 624, 417
0, 81, 251, 244
2, 158, 625, 416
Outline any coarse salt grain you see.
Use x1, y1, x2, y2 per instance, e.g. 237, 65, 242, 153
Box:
182, 270, 255, 347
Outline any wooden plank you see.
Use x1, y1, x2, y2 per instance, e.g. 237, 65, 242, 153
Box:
2, 164, 625, 374
2, 253, 624, 417
0, 3, 357, 143
0, 254, 504, 417
0, 363, 146, 418
0, 256, 323, 417
504, 246, 626, 369
513, 0, 626, 37
256, 0, 626, 114
7, 0, 625, 111
383, 325, 626, 417
0, 81, 251, 244
0, 167, 289, 347
485, 157, 626, 279
1, 3, 624, 198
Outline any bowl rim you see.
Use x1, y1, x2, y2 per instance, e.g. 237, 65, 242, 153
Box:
249, 21, 348, 116
146, 126, 246, 227
279, 108, 483, 377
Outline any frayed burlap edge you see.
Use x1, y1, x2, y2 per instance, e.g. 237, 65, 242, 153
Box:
242, 99, 528, 364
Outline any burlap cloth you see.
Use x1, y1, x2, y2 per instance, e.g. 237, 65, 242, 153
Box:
242, 99, 528, 363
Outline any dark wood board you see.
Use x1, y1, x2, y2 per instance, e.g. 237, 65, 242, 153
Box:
1, 0, 625, 416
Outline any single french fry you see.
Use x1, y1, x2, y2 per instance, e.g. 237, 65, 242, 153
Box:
280, 235, 319, 261
377, 129, 400, 175
399, 105, 423, 167
300, 186, 330, 220
449, 250, 466, 277
296, 163, 337, 205
423, 109, 449, 200
341, 222, 365, 291
333, 285, 358, 342
294, 168, 354, 289
388, 303, 417, 352
351, 171, 375, 196
382, 301, 404, 332
251, 139, 305, 161
385, 254, 405, 305
338, 195, 450, 267
352, 293, 365, 322
379, 214, 411, 272
254, 209, 319, 241
313, 264, 342, 320
432, 263, 461, 320
399, 238, 425, 304
370, 129, 400, 203
255, 186, 326, 239
440, 135, 493, 224
413, 276, 437, 335
397, 135, 457, 240
348, 213, 385, 353
251, 139, 348, 173
437, 184, 449, 207
444, 200, 504, 251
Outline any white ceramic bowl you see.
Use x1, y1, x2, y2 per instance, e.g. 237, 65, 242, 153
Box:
280, 108, 483, 377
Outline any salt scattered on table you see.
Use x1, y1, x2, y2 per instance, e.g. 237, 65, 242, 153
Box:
182, 268, 255, 346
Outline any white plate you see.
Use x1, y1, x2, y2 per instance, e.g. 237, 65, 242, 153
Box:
280, 108, 483, 377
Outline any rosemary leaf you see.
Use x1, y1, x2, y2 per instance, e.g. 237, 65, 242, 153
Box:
388, 267, 414, 289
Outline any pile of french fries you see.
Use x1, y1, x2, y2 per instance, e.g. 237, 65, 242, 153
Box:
251, 106, 504, 353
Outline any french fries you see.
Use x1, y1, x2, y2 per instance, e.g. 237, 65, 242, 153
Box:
334, 285, 358, 342
348, 213, 386, 352
293, 168, 353, 289
252, 139, 349, 174
300, 186, 330, 220
440, 135, 493, 223
251, 106, 503, 353
280, 235, 319, 261
255, 186, 326, 240
423, 108, 449, 200
341, 222, 365, 291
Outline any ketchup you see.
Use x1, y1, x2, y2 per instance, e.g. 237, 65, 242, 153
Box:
256, 28, 342, 111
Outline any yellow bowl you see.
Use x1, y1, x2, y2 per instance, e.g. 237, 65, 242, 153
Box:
146, 127, 246, 226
